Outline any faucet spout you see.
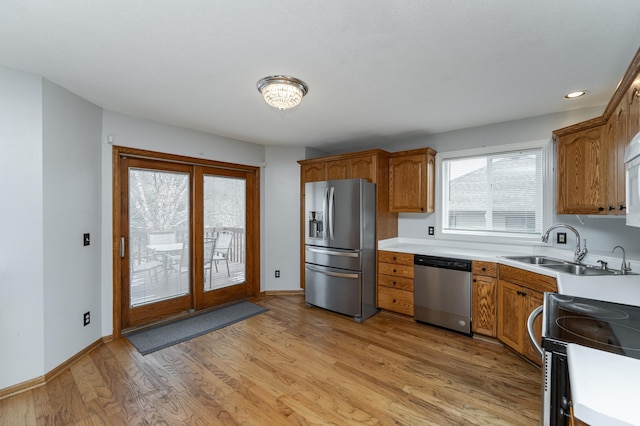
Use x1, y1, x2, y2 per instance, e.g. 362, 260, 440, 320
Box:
612, 245, 632, 274
541, 224, 587, 264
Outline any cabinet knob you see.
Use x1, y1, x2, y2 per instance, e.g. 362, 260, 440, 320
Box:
609, 206, 615, 211
481, 267, 486, 271
620, 205, 626, 211
598, 207, 605, 211
393, 299, 397, 303
393, 269, 397, 273
473, 279, 477, 282
393, 256, 397, 260
393, 281, 397, 286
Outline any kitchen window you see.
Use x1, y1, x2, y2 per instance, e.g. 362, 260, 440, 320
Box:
436, 140, 552, 244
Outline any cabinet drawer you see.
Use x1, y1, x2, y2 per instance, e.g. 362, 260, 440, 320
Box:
498, 264, 557, 293
378, 251, 414, 266
378, 286, 414, 316
378, 274, 414, 291
378, 262, 414, 278
472, 261, 497, 277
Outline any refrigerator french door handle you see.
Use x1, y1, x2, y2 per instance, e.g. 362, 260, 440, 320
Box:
306, 264, 359, 279
307, 247, 358, 257
328, 186, 335, 241
323, 187, 329, 241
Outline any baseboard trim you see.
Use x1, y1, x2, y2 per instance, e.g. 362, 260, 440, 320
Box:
0, 335, 111, 400
261, 290, 304, 296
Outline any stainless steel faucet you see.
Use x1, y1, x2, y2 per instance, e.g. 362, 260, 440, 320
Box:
612, 245, 632, 274
541, 224, 588, 263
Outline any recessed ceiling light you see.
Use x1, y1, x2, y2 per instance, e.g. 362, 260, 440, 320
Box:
564, 90, 589, 99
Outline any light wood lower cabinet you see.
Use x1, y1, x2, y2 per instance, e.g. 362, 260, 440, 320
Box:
377, 251, 414, 316
471, 261, 497, 337
497, 264, 557, 366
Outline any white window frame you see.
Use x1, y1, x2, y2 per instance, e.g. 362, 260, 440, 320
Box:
435, 139, 553, 245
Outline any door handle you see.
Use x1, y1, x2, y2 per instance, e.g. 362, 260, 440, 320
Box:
328, 186, 335, 241
306, 264, 358, 279
120, 237, 125, 258
323, 187, 329, 241
527, 305, 544, 359
307, 247, 358, 257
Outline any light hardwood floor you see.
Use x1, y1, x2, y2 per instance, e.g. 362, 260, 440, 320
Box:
0, 295, 541, 425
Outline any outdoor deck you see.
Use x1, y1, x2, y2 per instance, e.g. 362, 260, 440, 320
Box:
131, 260, 246, 307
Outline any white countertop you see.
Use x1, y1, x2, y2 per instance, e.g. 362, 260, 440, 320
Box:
567, 344, 640, 426
379, 237, 640, 305
379, 237, 640, 425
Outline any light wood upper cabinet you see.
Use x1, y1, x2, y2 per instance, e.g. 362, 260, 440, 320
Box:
388, 148, 436, 213
607, 102, 628, 214
553, 48, 640, 215
300, 162, 326, 184
349, 155, 376, 182
555, 125, 608, 215
325, 159, 349, 180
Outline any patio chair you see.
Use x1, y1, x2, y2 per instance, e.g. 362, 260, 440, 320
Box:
171, 241, 190, 284
203, 237, 216, 288
212, 232, 233, 276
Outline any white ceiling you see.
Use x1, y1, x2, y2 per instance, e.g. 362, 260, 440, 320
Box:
2, 1, 640, 151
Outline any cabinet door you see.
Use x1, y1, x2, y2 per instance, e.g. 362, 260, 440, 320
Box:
326, 159, 349, 180
472, 275, 497, 337
629, 80, 640, 142
523, 289, 544, 366
497, 279, 525, 353
301, 163, 326, 183
389, 154, 428, 212
349, 155, 376, 182
607, 103, 628, 215
556, 126, 608, 214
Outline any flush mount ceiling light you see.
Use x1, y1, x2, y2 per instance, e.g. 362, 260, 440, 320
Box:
564, 90, 590, 99
257, 75, 308, 110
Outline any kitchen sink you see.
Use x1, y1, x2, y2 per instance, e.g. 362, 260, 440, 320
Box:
502, 255, 566, 265
539, 263, 619, 276
503, 255, 636, 276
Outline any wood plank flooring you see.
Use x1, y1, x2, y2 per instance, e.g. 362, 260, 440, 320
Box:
0, 295, 542, 425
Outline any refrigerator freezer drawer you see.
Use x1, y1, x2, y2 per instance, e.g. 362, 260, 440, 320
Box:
305, 246, 361, 271
305, 263, 361, 318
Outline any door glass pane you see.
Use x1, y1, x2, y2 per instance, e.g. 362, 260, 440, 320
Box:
129, 168, 190, 307
203, 175, 246, 291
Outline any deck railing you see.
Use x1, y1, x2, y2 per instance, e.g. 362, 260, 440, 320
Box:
130, 227, 245, 265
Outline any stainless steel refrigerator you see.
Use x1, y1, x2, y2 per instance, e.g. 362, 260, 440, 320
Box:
304, 178, 378, 322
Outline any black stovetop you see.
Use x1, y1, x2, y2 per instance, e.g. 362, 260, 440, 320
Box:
543, 293, 640, 359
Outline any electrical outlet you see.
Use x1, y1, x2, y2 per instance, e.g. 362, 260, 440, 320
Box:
557, 232, 567, 244
83, 233, 90, 246
83, 311, 90, 326
428, 226, 434, 236
275, 270, 280, 278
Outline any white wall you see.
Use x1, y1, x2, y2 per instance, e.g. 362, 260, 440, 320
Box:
99, 111, 267, 335
0, 67, 45, 389
264, 146, 306, 291
389, 108, 640, 260
42, 80, 103, 371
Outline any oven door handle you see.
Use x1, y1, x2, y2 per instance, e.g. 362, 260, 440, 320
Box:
527, 305, 544, 359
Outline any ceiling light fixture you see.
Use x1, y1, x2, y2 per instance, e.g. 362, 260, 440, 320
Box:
564, 90, 589, 99
257, 75, 308, 110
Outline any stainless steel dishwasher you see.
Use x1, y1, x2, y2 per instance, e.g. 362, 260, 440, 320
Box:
414, 255, 472, 335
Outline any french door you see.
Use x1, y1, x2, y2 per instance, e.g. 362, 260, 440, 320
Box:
116, 148, 258, 331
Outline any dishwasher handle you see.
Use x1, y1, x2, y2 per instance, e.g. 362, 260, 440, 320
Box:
527, 305, 544, 359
